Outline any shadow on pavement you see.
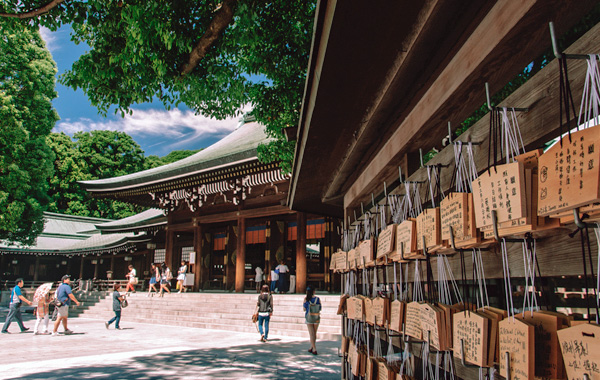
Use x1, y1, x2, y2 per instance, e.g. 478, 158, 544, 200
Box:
8, 340, 341, 380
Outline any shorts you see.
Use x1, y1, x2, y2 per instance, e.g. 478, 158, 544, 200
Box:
177, 274, 186, 281
161, 279, 169, 285
57, 305, 69, 318
150, 277, 157, 285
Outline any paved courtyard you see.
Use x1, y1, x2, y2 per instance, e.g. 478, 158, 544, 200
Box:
0, 314, 341, 379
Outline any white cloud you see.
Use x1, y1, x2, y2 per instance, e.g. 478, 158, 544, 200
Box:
39, 26, 59, 53
54, 108, 249, 150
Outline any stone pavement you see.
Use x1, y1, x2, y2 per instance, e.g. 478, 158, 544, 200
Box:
0, 314, 341, 379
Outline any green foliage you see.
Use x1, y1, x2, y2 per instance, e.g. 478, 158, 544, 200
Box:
0, 0, 317, 172
144, 149, 201, 170
0, 19, 58, 244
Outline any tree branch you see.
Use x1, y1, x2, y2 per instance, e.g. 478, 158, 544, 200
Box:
180, 0, 238, 76
0, 0, 66, 19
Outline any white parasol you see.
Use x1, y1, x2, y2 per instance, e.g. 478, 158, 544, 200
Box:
33, 282, 53, 303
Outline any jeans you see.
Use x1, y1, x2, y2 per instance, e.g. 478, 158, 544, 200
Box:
2, 304, 25, 332
278, 274, 286, 293
258, 315, 270, 339
108, 310, 121, 329
270, 281, 277, 292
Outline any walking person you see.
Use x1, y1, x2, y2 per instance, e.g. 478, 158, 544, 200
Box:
1, 278, 32, 334
255, 284, 273, 342
125, 265, 137, 294
254, 265, 264, 292
275, 261, 289, 294
159, 263, 172, 297
52, 275, 80, 336
303, 287, 321, 355
148, 263, 160, 297
33, 292, 51, 335
270, 267, 279, 292
176, 261, 187, 293
105, 283, 124, 330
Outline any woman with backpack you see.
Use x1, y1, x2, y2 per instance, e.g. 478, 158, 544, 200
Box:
255, 284, 273, 342
159, 263, 172, 297
303, 286, 321, 355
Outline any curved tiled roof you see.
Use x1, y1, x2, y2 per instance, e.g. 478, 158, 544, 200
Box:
95, 208, 166, 232
80, 122, 270, 192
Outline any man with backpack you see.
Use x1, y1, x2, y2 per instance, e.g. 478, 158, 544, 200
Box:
1, 278, 32, 334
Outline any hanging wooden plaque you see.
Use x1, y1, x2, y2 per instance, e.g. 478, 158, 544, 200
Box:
472, 161, 527, 228
453, 311, 489, 367
347, 296, 364, 320
416, 208, 442, 251
396, 220, 417, 260
377, 360, 396, 380
440, 192, 469, 241
420, 302, 445, 351
334, 250, 348, 272
389, 300, 406, 333
557, 322, 600, 380
348, 248, 358, 270
373, 297, 389, 327
405, 301, 423, 340
364, 297, 375, 325
358, 238, 376, 268
498, 317, 535, 380
377, 224, 397, 261
538, 126, 600, 216
520, 311, 568, 379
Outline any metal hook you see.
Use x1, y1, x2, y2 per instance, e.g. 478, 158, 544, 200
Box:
384, 182, 387, 198
573, 207, 590, 229
549, 22, 590, 60
491, 210, 524, 243
485, 82, 529, 112
460, 339, 482, 368
505, 351, 511, 380
421, 235, 429, 257
419, 148, 424, 168
448, 121, 453, 144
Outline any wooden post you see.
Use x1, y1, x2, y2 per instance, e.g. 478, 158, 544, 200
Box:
79, 256, 85, 279
93, 258, 99, 279
296, 212, 307, 294
165, 228, 175, 271
33, 256, 40, 282
235, 216, 246, 292
226, 224, 236, 291
193, 224, 202, 291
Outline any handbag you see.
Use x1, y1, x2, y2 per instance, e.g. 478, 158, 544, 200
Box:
121, 298, 128, 308
252, 312, 258, 323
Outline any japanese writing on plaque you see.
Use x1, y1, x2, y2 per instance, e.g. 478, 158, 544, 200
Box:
416, 208, 440, 250
499, 318, 534, 380
376, 224, 395, 258
453, 311, 486, 366
440, 193, 468, 241
472, 161, 526, 228
538, 127, 600, 216
557, 324, 600, 380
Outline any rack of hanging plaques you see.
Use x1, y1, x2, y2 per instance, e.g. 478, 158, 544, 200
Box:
330, 22, 600, 380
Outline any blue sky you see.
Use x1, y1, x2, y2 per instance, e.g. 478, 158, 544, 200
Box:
40, 26, 246, 157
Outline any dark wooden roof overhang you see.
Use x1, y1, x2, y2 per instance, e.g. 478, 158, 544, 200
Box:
289, 0, 598, 219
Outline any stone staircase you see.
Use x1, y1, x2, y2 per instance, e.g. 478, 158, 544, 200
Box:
72, 291, 342, 340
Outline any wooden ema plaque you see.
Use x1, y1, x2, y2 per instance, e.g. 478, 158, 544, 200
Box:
358, 238, 376, 268
377, 360, 396, 380
538, 126, 600, 216
520, 311, 568, 379
347, 296, 364, 320
373, 297, 389, 327
377, 224, 396, 261
440, 192, 469, 241
416, 208, 442, 251
420, 302, 445, 351
364, 297, 375, 325
348, 248, 358, 270
389, 300, 406, 333
405, 301, 423, 340
557, 323, 600, 380
396, 220, 417, 260
334, 250, 348, 272
472, 161, 527, 228
453, 311, 489, 367
498, 317, 535, 380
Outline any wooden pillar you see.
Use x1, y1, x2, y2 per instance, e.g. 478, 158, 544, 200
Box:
296, 212, 307, 294
33, 256, 40, 282
225, 224, 236, 291
193, 224, 202, 291
79, 256, 85, 279
93, 258, 99, 279
165, 228, 175, 271
235, 216, 246, 292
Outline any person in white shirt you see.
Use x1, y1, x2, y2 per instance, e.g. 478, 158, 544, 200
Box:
275, 262, 289, 294
255, 266, 264, 292
125, 265, 137, 294
270, 268, 279, 292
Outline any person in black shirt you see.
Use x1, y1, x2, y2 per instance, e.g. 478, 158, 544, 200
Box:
105, 283, 124, 330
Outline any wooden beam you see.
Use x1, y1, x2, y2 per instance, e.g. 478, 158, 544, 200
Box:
343, 0, 597, 210
296, 212, 307, 294
193, 224, 202, 291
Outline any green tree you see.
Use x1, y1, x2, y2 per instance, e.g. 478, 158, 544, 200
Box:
144, 149, 201, 170
72, 130, 146, 219
0, 0, 316, 173
0, 19, 58, 244
46, 132, 91, 215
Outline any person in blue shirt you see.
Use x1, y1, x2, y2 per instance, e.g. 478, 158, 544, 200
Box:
1, 278, 33, 334
52, 275, 80, 336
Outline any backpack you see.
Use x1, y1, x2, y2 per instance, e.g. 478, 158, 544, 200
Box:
166, 268, 173, 281
306, 298, 321, 324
